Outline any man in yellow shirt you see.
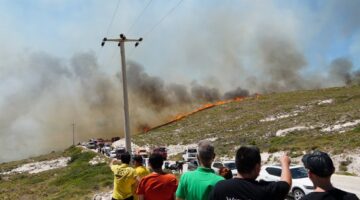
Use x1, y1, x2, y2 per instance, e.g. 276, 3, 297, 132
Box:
133, 155, 150, 179
110, 152, 137, 200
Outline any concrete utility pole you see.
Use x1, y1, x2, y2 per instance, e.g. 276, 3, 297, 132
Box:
72, 122, 75, 146
101, 34, 142, 154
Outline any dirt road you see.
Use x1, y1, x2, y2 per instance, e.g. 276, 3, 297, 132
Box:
332, 174, 360, 197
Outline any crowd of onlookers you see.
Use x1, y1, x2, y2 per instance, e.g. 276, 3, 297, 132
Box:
109, 140, 359, 200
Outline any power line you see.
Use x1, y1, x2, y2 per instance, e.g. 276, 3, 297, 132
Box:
106, 0, 121, 36
127, 0, 153, 34
98, 0, 121, 66
143, 0, 183, 37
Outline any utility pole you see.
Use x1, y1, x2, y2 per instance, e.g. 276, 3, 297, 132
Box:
101, 34, 142, 154
72, 122, 75, 146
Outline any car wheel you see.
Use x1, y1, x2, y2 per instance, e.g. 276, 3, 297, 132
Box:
293, 189, 305, 200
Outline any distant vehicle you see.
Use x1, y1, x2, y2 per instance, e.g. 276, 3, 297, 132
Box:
222, 160, 237, 176
101, 143, 112, 156
211, 161, 224, 174
109, 150, 117, 158
86, 141, 97, 149
182, 147, 197, 161
257, 165, 314, 200
152, 147, 167, 160
187, 159, 198, 171
136, 148, 149, 158
109, 147, 127, 159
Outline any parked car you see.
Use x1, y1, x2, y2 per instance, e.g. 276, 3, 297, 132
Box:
136, 147, 149, 158
101, 143, 112, 156
222, 160, 237, 176
187, 159, 198, 171
152, 147, 167, 160
109, 147, 127, 158
182, 147, 197, 162
257, 165, 314, 200
86, 141, 97, 149
211, 161, 224, 174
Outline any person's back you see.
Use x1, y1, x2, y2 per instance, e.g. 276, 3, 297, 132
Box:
135, 165, 150, 178
176, 167, 223, 200
210, 178, 290, 200
133, 155, 150, 200
301, 188, 358, 200
176, 140, 224, 200
209, 146, 291, 200
133, 155, 150, 179
137, 172, 177, 200
110, 152, 137, 200
300, 151, 359, 200
136, 153, 178, 200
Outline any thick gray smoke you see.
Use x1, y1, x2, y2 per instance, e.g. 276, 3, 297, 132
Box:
223, 87, 250, 100
328, 57, 360, 86
0, 53, 251, 163
257, 36, 307, 92
1, 1, 360, 163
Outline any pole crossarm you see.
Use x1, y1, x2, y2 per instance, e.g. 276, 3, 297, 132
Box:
100, 33, 142, 154
101, 34, 143, 47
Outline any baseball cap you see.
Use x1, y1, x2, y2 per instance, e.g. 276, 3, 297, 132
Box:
301, 150, 335, 177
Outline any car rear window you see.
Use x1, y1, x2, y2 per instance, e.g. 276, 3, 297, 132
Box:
290, 167, 308, 179
265, 167, 281, 177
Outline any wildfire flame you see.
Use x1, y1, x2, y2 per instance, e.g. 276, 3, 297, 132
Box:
143, 96, 255, 133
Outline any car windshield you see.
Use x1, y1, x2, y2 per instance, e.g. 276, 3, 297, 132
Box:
224, 162, 236, 170
291, 167, 308, 179
188, 149, 197, 153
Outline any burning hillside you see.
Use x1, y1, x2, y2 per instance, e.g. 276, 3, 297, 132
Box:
142, 96, 251, 132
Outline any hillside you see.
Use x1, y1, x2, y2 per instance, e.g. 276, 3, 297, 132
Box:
0, 147, 112, 199
134, 85, 360, 156
1, 86, 359, 199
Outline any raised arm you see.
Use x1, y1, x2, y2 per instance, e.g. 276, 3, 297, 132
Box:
280, 155, 292, 186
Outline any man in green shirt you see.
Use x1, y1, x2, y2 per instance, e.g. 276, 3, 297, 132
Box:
176, 140, 224, 200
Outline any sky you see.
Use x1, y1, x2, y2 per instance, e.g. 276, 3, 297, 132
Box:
0, 0, 359, 162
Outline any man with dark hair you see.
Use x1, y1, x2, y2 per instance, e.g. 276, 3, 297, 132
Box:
133, 155, 150, 180
300, 150, 359, 200
209, 145, 291, 200
176, 140, 224, 200
133, 155, 150, 200
110, 152, 137, 200
136, 153, 178, 200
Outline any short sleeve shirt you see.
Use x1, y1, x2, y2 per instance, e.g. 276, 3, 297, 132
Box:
300, 188, 359, 200
209, 178, 290, 200
136, 172, 178, 200
176, 167, 224, 200
111, 164, 137, 200
135, 166, 150, 179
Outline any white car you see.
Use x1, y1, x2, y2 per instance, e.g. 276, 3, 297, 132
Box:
211, 160, 237, 176
211, 161, 224, 174
222, 160, 237, 176
257, 165, 314, 200
183, 147, 197, 161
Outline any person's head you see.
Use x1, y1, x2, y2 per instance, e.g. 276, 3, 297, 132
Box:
120, 152, 131, 164
219, 167, 233, 179
197, 140, 216, 167
149, 153, 164, 170
133, 155, 144, 167
302, 150, 335, 182
235, 145, 261, 178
